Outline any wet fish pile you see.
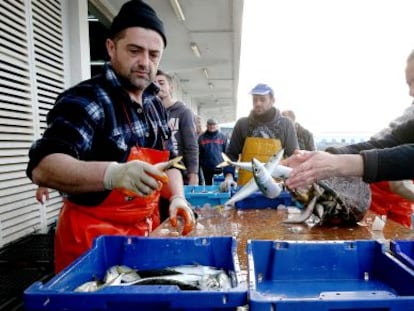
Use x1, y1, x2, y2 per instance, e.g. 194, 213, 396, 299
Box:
74, 264, 236, 292
285, 176, 371, 226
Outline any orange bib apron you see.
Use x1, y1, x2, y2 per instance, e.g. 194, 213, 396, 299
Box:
54, 146, 169, 273
369, 181, 413, 228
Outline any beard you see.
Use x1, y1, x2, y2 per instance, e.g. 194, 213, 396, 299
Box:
117, 64, 154, 92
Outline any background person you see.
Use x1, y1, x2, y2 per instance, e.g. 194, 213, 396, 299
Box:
221, 83, 299, 191
282, 109, 316, 151
198, 118, 228, 185
155, 69, 199, 186
26, 0, 195, 273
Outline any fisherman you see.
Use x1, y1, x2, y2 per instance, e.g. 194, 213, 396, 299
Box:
220, 83, 299, 191
26, 0, 195, 273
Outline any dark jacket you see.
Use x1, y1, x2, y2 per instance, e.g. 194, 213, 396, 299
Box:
326, 118, 414, 183
198, 130, 228, 170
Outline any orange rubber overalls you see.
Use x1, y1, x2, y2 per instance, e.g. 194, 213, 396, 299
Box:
54, 146, 169, 273
369, 181, 413, 228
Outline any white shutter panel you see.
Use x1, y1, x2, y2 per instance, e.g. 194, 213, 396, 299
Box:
0, 0, 65, 247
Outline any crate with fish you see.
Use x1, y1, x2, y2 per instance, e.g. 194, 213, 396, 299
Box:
184, 185, 231, 208
247, 240, 414, 311
390, 240, 414, 270
234, 190, 292, 209
24, 235, 246, 311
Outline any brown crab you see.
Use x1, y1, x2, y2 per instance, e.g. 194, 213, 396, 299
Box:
283, 176, 371, 226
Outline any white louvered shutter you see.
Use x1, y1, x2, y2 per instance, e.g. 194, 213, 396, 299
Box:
0, 0, 65, 247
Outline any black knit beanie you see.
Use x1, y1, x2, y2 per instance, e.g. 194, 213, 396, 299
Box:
110, 0, 167, 47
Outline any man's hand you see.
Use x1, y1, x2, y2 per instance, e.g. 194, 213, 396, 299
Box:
220, 176, 237, 192
169, 195, 196, 235
187, 173, 199, 186
103, 160, 167, 197
36, 187, 49, 204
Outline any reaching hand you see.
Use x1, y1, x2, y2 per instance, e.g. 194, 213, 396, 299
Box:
169, 195, 196, 235
103, 160, 167, 197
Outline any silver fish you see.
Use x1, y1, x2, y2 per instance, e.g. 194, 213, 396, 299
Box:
217, 150, 292, 179
283, 187, 325, 224
252, 158, 283, 199
224, 149, 287, 207
74, 264, 234, 292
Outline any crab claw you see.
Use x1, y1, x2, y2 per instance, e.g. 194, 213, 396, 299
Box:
169, 196, 196, 235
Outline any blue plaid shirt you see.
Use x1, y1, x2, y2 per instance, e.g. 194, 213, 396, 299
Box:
27, 63, 173, 205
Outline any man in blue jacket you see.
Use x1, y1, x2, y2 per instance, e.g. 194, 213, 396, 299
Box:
198, 118, 228, 185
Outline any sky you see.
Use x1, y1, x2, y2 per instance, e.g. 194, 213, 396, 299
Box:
237, 0, 414, 137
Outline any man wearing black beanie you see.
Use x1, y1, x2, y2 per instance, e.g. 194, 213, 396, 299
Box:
26, 0, 195, 273
110, 0, 167, 47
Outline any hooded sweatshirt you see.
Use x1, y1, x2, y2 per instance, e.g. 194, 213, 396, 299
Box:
166, 101, 199, 175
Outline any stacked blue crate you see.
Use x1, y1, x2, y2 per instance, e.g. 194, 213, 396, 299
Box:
24, 235, 247, 311
234, 190, 292, 209
390, 240, 414, 270
247, 240, 414, 310
184, 185, 231, 208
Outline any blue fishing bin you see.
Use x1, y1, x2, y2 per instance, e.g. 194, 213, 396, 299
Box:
213, 175, 225, 186
184, 185, 230, 208
390, 240, 414, 270
247, 240, 414, 311
235, 190, 292, 209
24, 236, 247, 311
213, 174, 238, 186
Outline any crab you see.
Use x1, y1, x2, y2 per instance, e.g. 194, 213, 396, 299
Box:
283, 176, 371, 226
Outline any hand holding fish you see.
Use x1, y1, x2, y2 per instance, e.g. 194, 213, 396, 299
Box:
104, 156, 186, 197
104, 160, 167, 197
169, 195, 196, 235
283, 150, 364, 189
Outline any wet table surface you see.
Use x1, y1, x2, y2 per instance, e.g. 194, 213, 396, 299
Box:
151, 208, 414, 272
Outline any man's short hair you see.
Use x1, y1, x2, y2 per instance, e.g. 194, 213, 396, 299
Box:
156, 69, 173, 84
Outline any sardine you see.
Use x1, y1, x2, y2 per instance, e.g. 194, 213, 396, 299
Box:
216, 153, 255, 171
252, 158, 283, 199
74, 264, 234, 292
216, 151, 292, 179
223, 149, 287, 207
283, 187, 325, 224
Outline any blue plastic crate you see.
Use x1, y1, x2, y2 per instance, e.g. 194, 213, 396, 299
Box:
235, 190, 292, 209
390, 240, 414, 270
24, 236, 247, 311
213, 175, 225, 186
213, 174, 238, 186
184, 185, 230, 207
247, 240, 414, 311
